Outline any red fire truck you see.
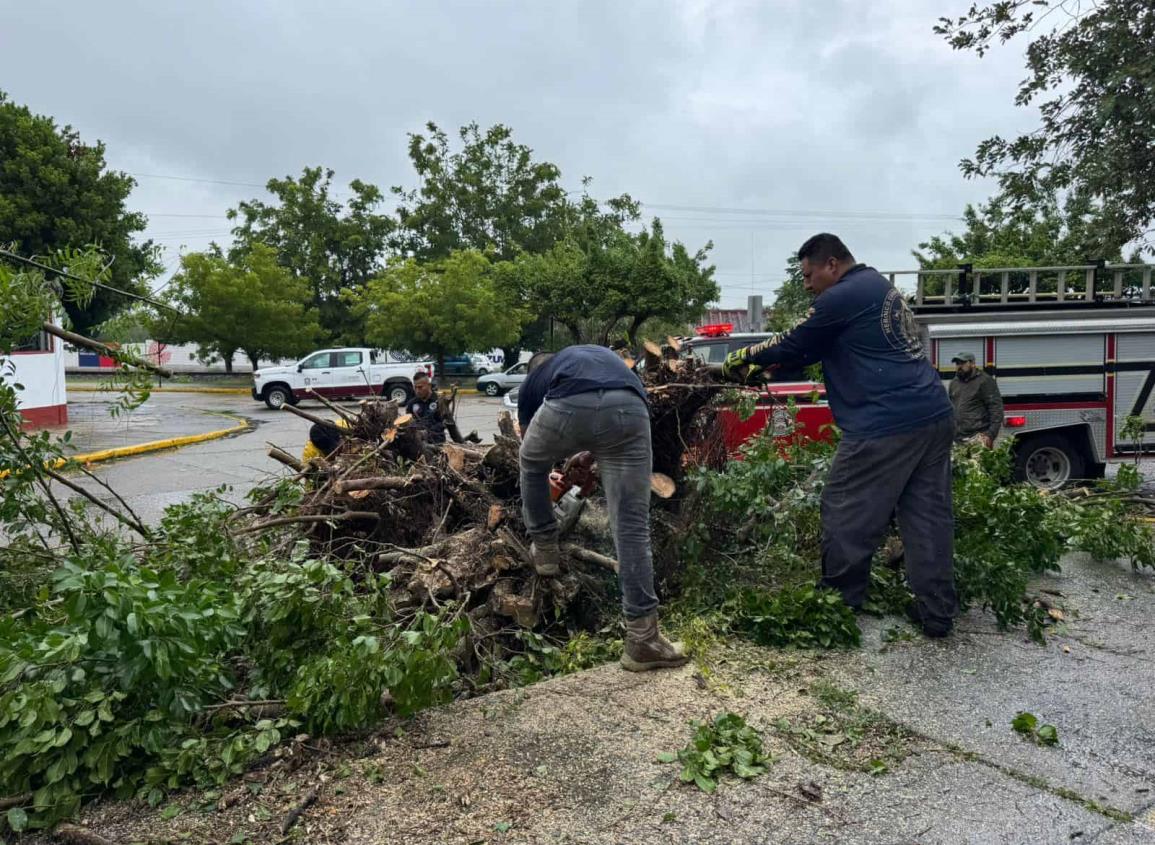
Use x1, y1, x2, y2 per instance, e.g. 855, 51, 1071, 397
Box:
686, 262, 1155, 488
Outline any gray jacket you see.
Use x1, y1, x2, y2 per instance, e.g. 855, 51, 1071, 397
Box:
948, 370, 1003, 440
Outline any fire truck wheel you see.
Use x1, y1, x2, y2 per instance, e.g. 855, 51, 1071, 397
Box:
1013, 433, 1085, 490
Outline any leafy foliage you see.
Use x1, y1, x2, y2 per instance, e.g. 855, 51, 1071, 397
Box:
658, 713, 771, 792
508, 210, 718, 347
228, 166, 392, 343
388, 122, 568, 263
354, 249, 527, 377
936, 1, 1155, 254
733, 586, 861, 650
674, 420, 1153, 647
0, 487, 467, 830
0, 90, 160, 332
156, 244, 323, 371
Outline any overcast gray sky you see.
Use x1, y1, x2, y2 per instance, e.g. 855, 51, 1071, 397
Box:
0, 0, 1038, 306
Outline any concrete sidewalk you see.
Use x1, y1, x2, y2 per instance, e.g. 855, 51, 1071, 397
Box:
52, 396, 248, 461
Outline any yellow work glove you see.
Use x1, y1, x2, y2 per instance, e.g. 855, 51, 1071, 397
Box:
721, 346, 763, 382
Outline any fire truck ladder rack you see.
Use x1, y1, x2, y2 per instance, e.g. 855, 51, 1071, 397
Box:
886, 262, 1155, 310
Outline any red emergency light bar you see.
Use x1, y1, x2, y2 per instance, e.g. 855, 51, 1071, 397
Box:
696, 323, 733, 337
1005, 416, 1027, 428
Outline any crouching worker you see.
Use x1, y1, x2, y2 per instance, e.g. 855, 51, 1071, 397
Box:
302, 419, 348, 462
517, 345, 688, 672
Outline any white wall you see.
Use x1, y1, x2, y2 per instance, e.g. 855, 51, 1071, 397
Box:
64, 341, 293, 374
2, 347, 67, 417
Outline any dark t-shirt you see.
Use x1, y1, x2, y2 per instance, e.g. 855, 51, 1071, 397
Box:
517, 345, 648, 430
745, 265, 952, 439
407, 390, 446, 444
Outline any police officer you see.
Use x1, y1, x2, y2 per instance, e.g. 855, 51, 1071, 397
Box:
406, 371, 446, 446
722, 233, 958, 637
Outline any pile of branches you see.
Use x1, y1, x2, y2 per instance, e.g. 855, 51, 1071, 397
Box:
238, 349, 730, 655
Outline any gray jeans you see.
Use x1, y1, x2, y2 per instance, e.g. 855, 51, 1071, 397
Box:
820, 413, 959, 624
519, 389, 658, 619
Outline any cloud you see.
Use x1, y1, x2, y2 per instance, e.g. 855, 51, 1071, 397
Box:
0, 0, 1041, 303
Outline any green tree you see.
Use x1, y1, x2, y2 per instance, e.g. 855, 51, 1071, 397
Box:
354, 250, 527, 377
936, 1, 1154, 254
0, 90, 160, 332
388, 122, 568, 262
912, 194, 1129, 297
228, 167, 391, 343
158, 244, 322, 372
768, 256, 810, 332
510, 213, 717, 347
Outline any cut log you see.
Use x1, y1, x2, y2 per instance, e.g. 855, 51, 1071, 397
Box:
443, 443, 468, 473
486, 504, 505, 531
564, 545, 619, 572
334, 474, 425, 494
281, 403, 339, 429
43, 323, 173, 379
666, 335, 682, 353
267, 445, 306, 472
650, 472, 676, 499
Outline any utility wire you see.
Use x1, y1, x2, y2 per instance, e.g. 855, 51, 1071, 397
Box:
0, 248, 179, 314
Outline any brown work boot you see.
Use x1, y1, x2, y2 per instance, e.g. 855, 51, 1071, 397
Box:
530, 535, 561, 577
621, 613, 689, 672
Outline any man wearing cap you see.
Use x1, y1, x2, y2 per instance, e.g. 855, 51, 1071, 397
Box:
949, 353, 1003, 448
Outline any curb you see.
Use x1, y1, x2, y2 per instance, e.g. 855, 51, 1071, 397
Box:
61, 412, 251, 467
68, 385, 251, 395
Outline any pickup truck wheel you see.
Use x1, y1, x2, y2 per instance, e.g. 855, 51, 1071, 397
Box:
264, 385, 291, 410
476, 367, 489, 377
1013, 432, 1085, 490
484, 382, 501, 397
386, 384, 410, 404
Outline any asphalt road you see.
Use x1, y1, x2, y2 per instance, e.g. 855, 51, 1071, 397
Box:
64, 391, 508, 525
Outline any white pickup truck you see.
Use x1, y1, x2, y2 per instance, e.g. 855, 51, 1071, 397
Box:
251, 348, 433, 409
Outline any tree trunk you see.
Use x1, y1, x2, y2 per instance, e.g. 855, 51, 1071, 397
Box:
245, 350, 261, 371
624, 313, 649, 348
562, 322, 584, 345
436, 349, 447, 385
222, 349, 236, 374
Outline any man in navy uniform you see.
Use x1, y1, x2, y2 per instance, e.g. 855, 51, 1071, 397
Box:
723, 234, 958, 637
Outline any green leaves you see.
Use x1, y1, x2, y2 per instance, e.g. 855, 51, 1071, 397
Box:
732, 585, 861, 650
354, 250, 527, 368
1012, 711, 1059, 746
160, 244, 323, 370
659, 713, 772, 793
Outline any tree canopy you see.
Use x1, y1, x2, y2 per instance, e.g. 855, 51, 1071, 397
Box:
158, 243, 322, 371
353, 250, 526, 376
228, 167, 391, 344
388, 122, 568, 262
913, 194, 1126, 271
506, 193, 717, 347
936, 0, 1154, 254
0, 91, 160, 332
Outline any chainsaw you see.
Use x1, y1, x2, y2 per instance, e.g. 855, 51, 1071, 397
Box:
549, 451, 597, 536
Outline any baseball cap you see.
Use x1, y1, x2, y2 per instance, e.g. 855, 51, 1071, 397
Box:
951, 352, 976, 364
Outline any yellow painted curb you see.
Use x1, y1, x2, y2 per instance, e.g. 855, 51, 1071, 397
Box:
60, 412, 251, 467
68, 384, 251, 395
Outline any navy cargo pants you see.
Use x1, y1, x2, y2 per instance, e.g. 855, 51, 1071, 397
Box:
820, 413, 958, 627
